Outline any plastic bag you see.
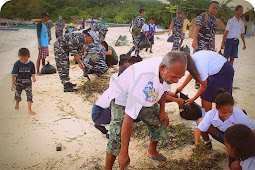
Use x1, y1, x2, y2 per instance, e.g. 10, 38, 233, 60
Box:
180, 45, 190, 54
139, 34, 150, 49
178, 92, 202, 120
167, 34, 174, 42
41, 60, 56, 74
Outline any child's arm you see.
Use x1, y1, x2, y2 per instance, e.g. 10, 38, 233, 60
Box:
32, 75, 36, 82
194, 128, 202, 148
11, 75, 16, 91
166, 92, 185, 107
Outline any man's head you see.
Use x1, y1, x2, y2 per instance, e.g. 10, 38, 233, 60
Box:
59, 16, 62, 21
208, 1, 219, 16
183, 13, 188, 19
41, 12, 49, 23
133, 16, 136, 20
139, 9, 146, 16
86, 31, 98, 44
235, 5, 243, 18
159, 52, 187, 84
177, 9, 183, 18
150, 18, 155, 24
18, 48, 30, 64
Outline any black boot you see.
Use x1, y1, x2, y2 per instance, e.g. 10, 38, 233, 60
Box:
64, 82, 78, 92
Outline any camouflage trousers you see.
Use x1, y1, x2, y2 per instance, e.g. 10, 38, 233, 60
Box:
194, 37, 213, 53
54, 48, 70, 85
106, 100, 167, 156
14, 79, 32, 102
171, 33, 181, 51
127, 34, 141, 56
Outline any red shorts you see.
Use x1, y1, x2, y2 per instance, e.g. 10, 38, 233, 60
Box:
38, 47, 49, 59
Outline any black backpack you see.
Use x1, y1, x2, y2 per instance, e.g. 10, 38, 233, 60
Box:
178, 92, 202, 120
41, 60, 57, 74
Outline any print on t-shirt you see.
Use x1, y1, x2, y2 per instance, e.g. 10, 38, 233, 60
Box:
143, 81, 159, 102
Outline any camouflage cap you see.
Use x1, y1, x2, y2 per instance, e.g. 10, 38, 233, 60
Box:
87, 30, 99, 43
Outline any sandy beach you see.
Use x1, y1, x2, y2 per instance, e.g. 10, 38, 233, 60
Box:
0, 26, 254, 169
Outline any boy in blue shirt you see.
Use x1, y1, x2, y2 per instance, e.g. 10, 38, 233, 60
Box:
11, 48, 36, 115
36, 12, 49, 75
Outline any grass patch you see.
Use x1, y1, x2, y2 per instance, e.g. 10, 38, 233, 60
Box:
132, 122, 194, 150
157, 143, 228, 170
78, 76, 110, 103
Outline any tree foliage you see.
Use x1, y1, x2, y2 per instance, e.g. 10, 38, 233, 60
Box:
0, 0, 246, 28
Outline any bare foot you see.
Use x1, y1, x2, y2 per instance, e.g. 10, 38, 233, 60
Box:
147, 151, 167, 164
36, 72, 42, 76
15, 103, 19, 110
28, 110, 36, 115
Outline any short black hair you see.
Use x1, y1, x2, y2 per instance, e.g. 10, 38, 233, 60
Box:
101, 41, 109, 51
215, 88, 234, 109
151, 18, 155, 21
119, 54, 131, 67
210, 1, 219, 5
183, 12, 188, 16
235, 5, 243, 11
139, 9, 145, 14
224, 124, 255, 161
18, 48, 30, 57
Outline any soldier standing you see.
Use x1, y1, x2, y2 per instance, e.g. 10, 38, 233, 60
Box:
55, 16, 65, 39
168, 10, 184, 51
53, 32, 86, 92
91, 23, 108, 42
126, 9, 145, 57
192, 1, 219, 53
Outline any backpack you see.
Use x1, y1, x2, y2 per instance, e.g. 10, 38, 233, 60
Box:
178, 92, 202, 120
41, 60, 56, 74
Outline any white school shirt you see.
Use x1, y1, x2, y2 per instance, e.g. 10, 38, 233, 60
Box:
198, 107, 255, 132
110, 57, 171, 119
95, 73, 118, 108
226, 16, 245, 39
191, 50, 227, 81
142, 24, 149, 32
240, 157, 255, 170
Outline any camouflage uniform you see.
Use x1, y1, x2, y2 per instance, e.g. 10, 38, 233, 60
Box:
15, 79, 33, 102
91, 23, 108, 42
55, 20, 65, 38
106, 100, 167, 156
194, 12, 217, 52
127, 15, 145, 56
83, 42, 108, 76
171, 16, 184, 51
45, 22, 52, 42
54, 32, 86, 86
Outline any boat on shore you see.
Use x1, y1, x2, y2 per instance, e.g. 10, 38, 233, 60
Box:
0, 26, 19, 31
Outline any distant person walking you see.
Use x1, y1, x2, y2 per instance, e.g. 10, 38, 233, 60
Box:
36, 12, 49, 75
55, 16, 65, 39
129, 16, 136, 32
179, 12, 191, 48
146, 18, 157, 53
168, 10, 184, 51
192, 1, 219, 53
221, 5, 246, 66
126, 9, 145, 57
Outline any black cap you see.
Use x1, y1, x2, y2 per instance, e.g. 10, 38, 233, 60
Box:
177, 9, 183, 15
41, 12, 50, 18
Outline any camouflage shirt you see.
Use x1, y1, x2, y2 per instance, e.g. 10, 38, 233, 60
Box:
55, 21, 65, 32
54, 32, 86, 55
171, 16, 184, 34
196, 12, 217, 42
135, 15, 145, 29
92, 23, 108, 32
84, 42, 106, 60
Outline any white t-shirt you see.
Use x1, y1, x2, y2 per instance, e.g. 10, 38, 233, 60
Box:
198, 107, 255, 132
192, 50, 227, 81
226, 16, 245, 39
240, 157, 255, 170
142, 24, 149, 32
95, 73, 118, 108
109, 57, 171, 119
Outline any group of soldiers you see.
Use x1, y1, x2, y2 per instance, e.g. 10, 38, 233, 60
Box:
53, 22, 109, 92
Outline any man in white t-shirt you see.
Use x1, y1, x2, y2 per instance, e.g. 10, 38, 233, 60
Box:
221, 5, 246, 66
105, 52, 188, 169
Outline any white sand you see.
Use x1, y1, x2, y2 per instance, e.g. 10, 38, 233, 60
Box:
0, 26, 254, 169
